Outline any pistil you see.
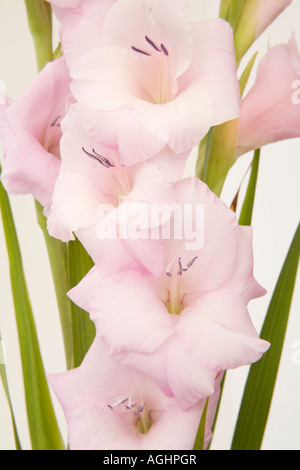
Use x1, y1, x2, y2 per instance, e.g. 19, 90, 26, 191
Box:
136, 403, 152, 434
166, 257, 198, 315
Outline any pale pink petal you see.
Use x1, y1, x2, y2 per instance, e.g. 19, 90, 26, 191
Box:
223, 226, 267, 301
79, 105, 129, 152
164, 336, 217, 409
129, 159, 175, 206
179, 291, 270, 371
237, 36, 300, 156
76, 225, 147, 276
88, 271, 174, 354
134, 83, 213, 153
150, 147, 187, 184
121, 336, 217, 410
70, 47, 142, 111
140, 399, 205, 451
53, 0, 116, 66
1, 130, 60, 208
48, 337, 215, 450
165, 177, 239, 295
117, 109, 166, 165
0, 58, 71, 206
67, 266, 101, 314
192, 323, 270, 371
46, 0, 81, 7
122, 237, 165, 278
58, 104, 117, 186
6, 57, 71, 146
47, 172, 106, 242
102, 0, 193, 82
178, 19, 241, 125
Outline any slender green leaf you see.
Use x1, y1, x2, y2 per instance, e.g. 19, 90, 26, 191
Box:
239, 149, 260, 226
0, 177, 65, 450
231, 222, 300, 450
67, 237, 95, 367
193, 398, 209, 450
24, 0, 53, 71
239, 51, 258, 98
0, 333, 22, 450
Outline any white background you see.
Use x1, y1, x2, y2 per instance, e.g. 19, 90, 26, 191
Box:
0, 0, 299, 450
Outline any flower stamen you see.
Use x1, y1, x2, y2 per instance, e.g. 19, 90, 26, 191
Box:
145, 36, 161, 52
82, 147, 115, 169
131, 46, 151, 56
50, 115, 62, 127
160, 43, 169, 56
107, 395, 129, 409
108, 395, 152, 434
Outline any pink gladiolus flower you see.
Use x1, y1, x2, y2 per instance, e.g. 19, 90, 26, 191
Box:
47, 104, 187, 276
48, 337, 221, 450
69, 177, 270, 410
237, 35, 300, 157
0, 58, 72, 210
65, 0, 240, 165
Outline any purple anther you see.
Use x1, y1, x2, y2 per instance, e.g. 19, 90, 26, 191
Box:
135, 402, 145, 416
145, 36, 161, 52
178, 258, 183, 276
186, 257, 198, 269
82, 147, 114, 169
160, 44, 169, 56
131, 46, 151, 56
50, 115, 61, 127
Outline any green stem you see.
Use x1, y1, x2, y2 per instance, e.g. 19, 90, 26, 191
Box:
24, 0, 53, 71
67, 238, 95, 367
0, 176, 64, 449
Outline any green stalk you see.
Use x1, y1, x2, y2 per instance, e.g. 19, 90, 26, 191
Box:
0, 177, 64, 449
24, 0, 53, 71
67, 238, 95, 367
